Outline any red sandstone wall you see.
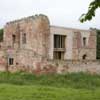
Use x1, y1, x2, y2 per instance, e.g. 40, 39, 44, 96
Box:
4, 15, 50, 59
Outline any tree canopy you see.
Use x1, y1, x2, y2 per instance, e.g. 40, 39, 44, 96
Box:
80, 0, 100, 22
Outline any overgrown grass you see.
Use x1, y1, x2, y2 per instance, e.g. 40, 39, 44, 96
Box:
0, 72, 100, 89
1, 72, 100, 100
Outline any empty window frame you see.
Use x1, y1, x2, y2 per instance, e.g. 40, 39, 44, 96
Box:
83, 37, 86, 46
54, 35, 66, 48
9, 58, 14, 65
82, 54, 87, 60
22, 33, 26, 44
54, 51, 64, 60
12, 35, 16, 43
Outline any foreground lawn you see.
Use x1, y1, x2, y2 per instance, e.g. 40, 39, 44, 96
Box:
0, 72, 100, 100
0, 84, 100, 100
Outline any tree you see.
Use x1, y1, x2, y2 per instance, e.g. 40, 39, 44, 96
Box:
80, 0, 100, 22
0, 28, 3, 42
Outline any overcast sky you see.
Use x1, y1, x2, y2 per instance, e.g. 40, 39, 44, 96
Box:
0, 0, 100, 29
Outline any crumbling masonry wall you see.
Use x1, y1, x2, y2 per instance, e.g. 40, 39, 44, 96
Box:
4, 14, 50, 69
4, 14, 50, 56
0, 14, 98, 74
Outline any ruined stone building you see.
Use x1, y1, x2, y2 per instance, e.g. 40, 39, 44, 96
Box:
0, 14, 98, 74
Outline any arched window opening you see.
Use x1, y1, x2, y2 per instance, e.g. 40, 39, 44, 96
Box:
9, 58, 14, 65
82, 54, 87, 60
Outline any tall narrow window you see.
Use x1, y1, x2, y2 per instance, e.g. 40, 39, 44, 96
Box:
9, 58, 14, 65
54, 35, 66, 48
12, 35, 16, 43
54, 35, 66, 60
22, 33, 26, 44
83, 37, 86, 46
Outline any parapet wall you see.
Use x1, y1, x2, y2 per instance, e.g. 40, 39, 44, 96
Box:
6, 14, 50, 26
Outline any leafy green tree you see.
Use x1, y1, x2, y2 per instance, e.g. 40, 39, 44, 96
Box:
0, 28, 3, 42
80, 0, 100, 22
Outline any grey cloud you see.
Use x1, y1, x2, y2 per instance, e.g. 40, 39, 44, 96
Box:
0, 0, 99, 29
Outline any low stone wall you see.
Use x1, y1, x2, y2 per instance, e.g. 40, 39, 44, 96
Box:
5, 60, 100, 74
0, 49, 100, 74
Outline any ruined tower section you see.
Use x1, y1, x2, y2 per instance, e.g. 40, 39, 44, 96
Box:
4, 14, 50, 68
4, 22, 20, 49
29, 14, 50, 59
72, 29, 96, 60
4, 14, 50, 55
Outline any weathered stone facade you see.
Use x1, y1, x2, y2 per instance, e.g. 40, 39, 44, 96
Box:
0, 14, 98, 74
50, 26, 96, 60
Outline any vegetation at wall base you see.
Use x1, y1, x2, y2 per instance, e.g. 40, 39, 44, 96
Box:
0, 72, 100, 99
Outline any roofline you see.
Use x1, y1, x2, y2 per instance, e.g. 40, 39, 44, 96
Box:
5, 14, 92, 32
50, 25, 91, 32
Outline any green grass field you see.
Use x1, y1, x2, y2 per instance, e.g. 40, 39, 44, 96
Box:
0, 72, 100, 100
